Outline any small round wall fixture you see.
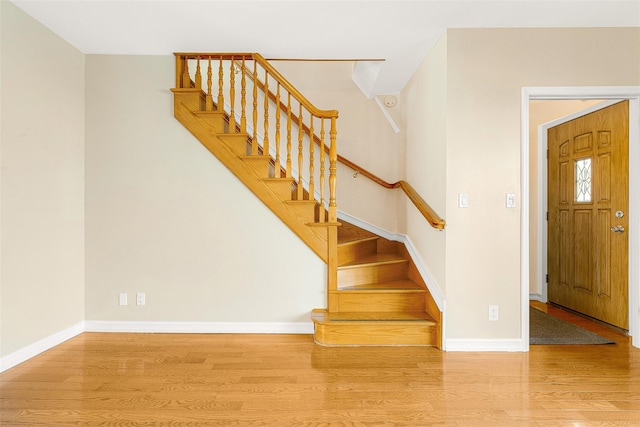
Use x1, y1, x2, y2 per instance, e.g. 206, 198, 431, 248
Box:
383, 95, 397, 108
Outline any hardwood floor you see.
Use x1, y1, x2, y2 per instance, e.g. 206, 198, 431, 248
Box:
1, 305, 638, 426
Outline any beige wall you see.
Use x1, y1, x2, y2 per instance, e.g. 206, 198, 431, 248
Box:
0, 1, 85, 357
400, 34, 448, 293
274, 61, 403, 232
84, 55, 326, 323
528, 99, 605, 296
440, 28, 639, 340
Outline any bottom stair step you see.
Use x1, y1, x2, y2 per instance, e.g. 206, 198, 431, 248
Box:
311, 309, 437, 347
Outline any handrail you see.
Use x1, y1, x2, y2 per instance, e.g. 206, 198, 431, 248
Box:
252, 54, 339, 119
338, 157, 446, 230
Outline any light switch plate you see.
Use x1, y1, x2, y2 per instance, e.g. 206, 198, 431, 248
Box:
458, 193, 469, 208
506, 193, 516, 208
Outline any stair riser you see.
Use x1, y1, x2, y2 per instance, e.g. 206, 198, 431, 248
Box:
334, 292, 426, 312
242, 157, 271, 178
220, 134, 251, 156
286, 202, 318, 224
265, 180, 295, 201
313, 322, 436, 346
173, 90, 205, 114
193, 112, 227, 134
338, 261, 409, 287
338, 239, 378, 266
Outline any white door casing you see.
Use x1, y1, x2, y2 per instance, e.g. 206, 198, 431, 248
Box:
521, 86, 640, 350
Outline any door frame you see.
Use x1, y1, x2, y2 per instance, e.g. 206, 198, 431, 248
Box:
521, 86, 640, 350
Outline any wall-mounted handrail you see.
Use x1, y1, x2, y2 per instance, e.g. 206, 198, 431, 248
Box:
339, 157, 445, 230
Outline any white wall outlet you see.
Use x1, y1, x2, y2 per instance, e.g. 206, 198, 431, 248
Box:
506, 193, 516, 208
119, 293, 128, 306
458, 193, 469, 208
489, 305, 499, 321
136, 292, 146, 306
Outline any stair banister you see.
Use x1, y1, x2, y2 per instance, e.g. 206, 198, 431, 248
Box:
175, 52, 339, 223
227, 55, 445, 230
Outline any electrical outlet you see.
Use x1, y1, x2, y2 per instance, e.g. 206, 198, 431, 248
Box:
489, 305, 499, 321
119, 293, 128, 306
136, 292, 146, 306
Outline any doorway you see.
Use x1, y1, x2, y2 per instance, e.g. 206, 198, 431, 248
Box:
521, 86, 640, 350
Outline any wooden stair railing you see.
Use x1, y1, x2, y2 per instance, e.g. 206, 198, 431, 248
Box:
174, 52, 339, 224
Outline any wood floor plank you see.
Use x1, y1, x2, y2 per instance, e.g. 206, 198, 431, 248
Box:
1, 304, 638, 425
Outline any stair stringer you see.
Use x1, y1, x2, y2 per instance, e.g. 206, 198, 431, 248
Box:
172, 88, 329, 262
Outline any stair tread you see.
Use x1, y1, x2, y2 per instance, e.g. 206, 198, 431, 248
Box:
339, 253, 408, 268
285, 199, 318, 205
240, 155, 270, 161
338, 236, 379, 245
338, 279, 424, 291
311, 309, 435, 323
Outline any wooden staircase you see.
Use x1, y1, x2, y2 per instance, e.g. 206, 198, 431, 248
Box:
312, 224, 441, 346
171, 53, 442, 348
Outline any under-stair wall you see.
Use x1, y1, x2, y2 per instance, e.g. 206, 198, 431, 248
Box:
85, 55, 327, 326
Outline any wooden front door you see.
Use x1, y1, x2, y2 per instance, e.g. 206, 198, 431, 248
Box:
548, 100, 629, 330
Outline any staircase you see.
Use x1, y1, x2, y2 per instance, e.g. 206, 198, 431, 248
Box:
312, 223, 441, 346
171, 53, 442, 348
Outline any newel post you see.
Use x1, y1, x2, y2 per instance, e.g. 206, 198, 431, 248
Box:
328, 116, 338, 223
326, 115, 339, 312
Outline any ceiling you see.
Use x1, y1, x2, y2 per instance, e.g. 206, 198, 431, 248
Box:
11, 0, 640, 94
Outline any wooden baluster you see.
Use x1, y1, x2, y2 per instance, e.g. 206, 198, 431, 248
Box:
240, 57, 247, 133
274, 83, 281, 178
181, 57, 190, 88
297, 104, 304, 200
320, 119, 326, 222
263, 71, 269, 157
229, 56, 236, 131
217, 56, 224, 111
286, 93, 292, 178
308, 114, 315, 202
206, 57, 213, 111
328, 117, 338, 222
195, 56, 202, 89
175, 55, 182, 88
252, 60, 258, 155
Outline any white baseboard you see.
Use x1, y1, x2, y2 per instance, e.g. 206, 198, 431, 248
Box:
338, 210, 398, 242
445, 338, 526, 352
0, 321, 85, 373
85, 320, 314, 334
529, 293, 544, 302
